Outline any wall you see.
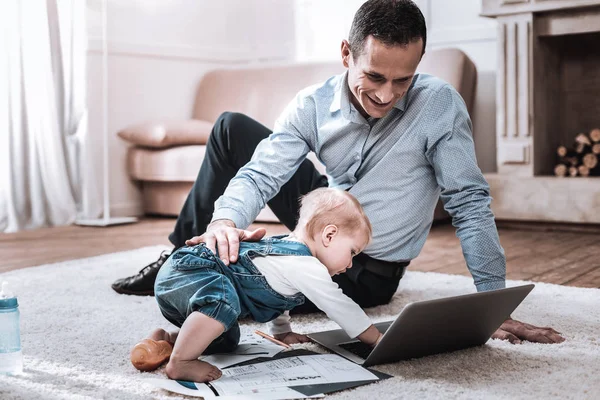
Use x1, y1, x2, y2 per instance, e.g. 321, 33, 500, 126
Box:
294, 0, 498, 173
86, 0, 499, 218
84, 0, 295, 218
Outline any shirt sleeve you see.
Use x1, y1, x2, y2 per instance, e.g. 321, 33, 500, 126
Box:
212, 94, 317, 229
284, 258, 372, 338
268, 311, 292, 335
424, 85, 506, 292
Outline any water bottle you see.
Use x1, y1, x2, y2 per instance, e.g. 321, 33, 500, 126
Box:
0, 281, 23, 375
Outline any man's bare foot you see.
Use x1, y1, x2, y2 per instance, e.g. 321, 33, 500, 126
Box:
165, 359, 222, 382
130, 339, 173, 372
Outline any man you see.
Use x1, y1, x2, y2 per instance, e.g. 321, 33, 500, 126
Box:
113, 0, 564, 345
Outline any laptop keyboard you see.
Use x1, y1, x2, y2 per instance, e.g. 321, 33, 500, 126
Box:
339, 341, 374, 359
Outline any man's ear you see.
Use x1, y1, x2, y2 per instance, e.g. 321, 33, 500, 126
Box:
321, 225, 339, 247
341, 40, 351, 68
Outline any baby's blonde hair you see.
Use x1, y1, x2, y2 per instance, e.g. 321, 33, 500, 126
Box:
297, 188, 372, 241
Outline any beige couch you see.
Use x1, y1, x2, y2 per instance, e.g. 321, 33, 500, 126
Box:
120, 48, 477, 222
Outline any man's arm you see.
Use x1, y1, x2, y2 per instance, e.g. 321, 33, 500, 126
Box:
211, 121, 312, 230
425, 85, 505, 292
186, 95, 317, 263
425, 85, 564, 344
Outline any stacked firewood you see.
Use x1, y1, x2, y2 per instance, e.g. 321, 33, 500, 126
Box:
554, 128, 600, 177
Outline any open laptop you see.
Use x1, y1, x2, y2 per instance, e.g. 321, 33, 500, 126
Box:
308, 284, 534, 367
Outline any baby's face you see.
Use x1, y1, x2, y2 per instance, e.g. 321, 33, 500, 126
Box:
319, 231, 369, 276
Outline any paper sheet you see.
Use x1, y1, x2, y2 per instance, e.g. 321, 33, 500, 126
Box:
208, 354, 378, 396
146, 378, 324, 399
201, 342, 284, 369
148, 352, 379, 398
199, 332, 286, 369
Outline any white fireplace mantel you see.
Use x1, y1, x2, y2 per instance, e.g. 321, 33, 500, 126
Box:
481, 0, 600, 223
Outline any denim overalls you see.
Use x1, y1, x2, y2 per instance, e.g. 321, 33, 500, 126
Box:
154, 236, 310, 354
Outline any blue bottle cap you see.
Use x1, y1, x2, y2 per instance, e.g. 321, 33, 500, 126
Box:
0, 297, 18, 309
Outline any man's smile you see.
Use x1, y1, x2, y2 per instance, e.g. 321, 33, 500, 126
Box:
367, 96, 392, 108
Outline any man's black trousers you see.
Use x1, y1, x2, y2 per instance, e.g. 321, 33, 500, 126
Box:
168, 112, 402, 312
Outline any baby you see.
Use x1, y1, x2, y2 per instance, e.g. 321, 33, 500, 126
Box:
130, 188, 382, 382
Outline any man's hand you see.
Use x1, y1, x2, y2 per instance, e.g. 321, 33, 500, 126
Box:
185, 219, 266, 265
274, 332, 311, 345
492, 318, 565, 344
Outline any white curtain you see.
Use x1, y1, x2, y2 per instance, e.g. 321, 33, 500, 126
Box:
0, 0, 87, 232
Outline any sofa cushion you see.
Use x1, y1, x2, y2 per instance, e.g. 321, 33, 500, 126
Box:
193, 63, 344, 128
118, 119, 213, 148
417, 48, 477, 115
141, 181, 281, 223
127, 145, 205, 181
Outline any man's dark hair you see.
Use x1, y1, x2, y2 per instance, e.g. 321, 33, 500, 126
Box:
348, 0, 427, 59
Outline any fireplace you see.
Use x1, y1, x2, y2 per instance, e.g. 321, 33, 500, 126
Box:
481, 0, 600, 223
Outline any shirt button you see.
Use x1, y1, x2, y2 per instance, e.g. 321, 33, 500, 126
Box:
355, 154, 360, 161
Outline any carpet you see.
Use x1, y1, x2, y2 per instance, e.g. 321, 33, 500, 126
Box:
0, 246, 598, 400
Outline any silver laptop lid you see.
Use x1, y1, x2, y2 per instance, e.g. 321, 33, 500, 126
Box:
363, 284, 534, 366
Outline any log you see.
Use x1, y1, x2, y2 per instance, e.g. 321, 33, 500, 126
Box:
554, 164, 568, 177
582, 153, 598, 169
568, 166, 579, 177
590, 128, 600, 143
575, 133, 592, 146
557, 146, 577, 158
574, 133, 592, 154
575, 142, 591, 154
592, 143, 600, 155
578, 165, 590, 177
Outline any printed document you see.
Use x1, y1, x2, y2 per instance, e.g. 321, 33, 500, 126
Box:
200, 331, 286, 369
209, 354, 377, 396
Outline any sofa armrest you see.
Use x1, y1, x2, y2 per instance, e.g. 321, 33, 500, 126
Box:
117, 119, 213, 148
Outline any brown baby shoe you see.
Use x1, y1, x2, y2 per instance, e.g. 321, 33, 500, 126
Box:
130, 339, 173, 372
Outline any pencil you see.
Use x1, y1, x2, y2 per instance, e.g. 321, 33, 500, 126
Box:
254, 330, 291, 348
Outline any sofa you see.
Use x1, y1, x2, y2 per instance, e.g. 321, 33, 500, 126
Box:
119, 48, 477, 223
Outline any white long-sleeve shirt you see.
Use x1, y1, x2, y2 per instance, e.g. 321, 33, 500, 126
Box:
252, 255, 372, 339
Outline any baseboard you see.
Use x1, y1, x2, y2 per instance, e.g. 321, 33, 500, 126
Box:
496, 219, 600, 234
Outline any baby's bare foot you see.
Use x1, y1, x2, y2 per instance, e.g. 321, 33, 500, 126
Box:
166, 359, 223, 382
149, 328, 177, 343
130, 339, 173, 372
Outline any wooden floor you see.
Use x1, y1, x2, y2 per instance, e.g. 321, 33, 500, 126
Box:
1, 218, 599, 288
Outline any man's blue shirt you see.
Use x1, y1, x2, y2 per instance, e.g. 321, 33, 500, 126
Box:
213, 72, 506, 292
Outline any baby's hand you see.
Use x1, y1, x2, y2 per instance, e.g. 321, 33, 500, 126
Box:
374, 332, 383, 347
274, 331, 311, 345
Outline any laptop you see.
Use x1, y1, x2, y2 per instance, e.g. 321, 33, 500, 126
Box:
307, 284, 534, 367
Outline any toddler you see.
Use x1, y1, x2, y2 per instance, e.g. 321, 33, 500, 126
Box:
130, 188, 383, 382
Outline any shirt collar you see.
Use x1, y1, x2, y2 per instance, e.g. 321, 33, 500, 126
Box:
329, 72, 346, 114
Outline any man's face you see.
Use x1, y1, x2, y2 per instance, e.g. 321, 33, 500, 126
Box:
341, 36, 423, 119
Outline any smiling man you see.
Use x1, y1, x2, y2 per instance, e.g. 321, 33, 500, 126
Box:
113, 0, 564, 345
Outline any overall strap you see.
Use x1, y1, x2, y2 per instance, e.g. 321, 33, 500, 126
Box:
263, 236, 313, 257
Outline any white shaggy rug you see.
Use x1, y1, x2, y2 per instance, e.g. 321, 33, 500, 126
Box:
0, 246, 598, 400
